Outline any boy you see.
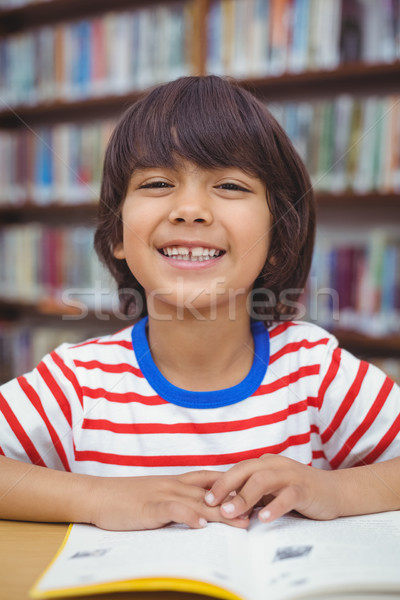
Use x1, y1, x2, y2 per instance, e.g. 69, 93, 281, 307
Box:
1, 76, 399, 530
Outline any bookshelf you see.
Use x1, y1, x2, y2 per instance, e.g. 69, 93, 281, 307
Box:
0, 0, 399, 383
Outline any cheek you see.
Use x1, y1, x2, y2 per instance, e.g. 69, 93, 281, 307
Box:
240, 210, 271, 253
118, 223, 149, 280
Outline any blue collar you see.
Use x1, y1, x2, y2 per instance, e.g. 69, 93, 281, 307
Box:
131, 318, 269, 409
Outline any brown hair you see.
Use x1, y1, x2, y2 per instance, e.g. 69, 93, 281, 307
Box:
94, 75, 315, 322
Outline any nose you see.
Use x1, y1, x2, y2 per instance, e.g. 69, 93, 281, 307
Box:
168, 189, 213, 225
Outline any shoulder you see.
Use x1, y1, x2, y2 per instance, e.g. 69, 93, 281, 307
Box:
47, 324, 136, 375
267, 320, 338, 355
265, 320, 342, 384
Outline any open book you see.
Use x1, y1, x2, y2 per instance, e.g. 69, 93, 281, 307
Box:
31, 510, 400, 600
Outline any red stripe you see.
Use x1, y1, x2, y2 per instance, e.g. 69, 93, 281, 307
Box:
330, 377, 395, 469
74, 359, 144, 377
317, 347, 341, 409
81, 387, 167, 406
269, 321, 298, 339
269, 338, 330, 365
321, 361, 369, 444
81, 401, 308, 435
37, 362, 72, 427
74, 432, 311, 467
312, 450, 327, 460
73, 339, 132, 350
355, 410, 400, 465
307, 396, 320, 408
254, 364, 320, 395
0, 391, 46, 466
310, 424, 319, 435
17, 377, 71, 472
51, 351, 83, 408
0, 445, 5, 455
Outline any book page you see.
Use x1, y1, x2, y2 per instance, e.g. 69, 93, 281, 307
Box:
249, 511, 400, 600
32, 521, 253, 599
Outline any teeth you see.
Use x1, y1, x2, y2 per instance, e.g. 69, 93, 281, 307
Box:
161, 246, 222, 260
192, 247, 209, 257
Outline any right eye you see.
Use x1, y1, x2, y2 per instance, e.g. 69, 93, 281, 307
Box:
139, 181, 173, 189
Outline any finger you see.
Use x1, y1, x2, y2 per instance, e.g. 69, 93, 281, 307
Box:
155, 500, 249, 530
173, 480, 215, 501
238, 507, 253, 519
258, 486, 300, 523
204, 462, 257, 506
220, 470, 285, 519
179, 469, 222, 490
156, 500, 208, 529
201, 504, 250, 529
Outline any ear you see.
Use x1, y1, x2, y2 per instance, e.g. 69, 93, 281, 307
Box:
113, 242, 125, 259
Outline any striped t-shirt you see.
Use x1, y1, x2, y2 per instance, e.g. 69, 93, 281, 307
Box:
1, 318, 399, 477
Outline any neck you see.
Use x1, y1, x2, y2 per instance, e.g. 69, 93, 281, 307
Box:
146, 305, 255, 392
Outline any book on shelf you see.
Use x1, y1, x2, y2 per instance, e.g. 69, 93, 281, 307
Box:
31, 510, 400, 600
341, 0, 400, 64
268, 0, 292, 75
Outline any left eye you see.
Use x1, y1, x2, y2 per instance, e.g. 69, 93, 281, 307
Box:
218, 183, 250, 192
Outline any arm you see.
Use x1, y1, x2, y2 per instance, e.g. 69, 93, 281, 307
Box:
204, 454, 400, 522
0, 455, 247, 530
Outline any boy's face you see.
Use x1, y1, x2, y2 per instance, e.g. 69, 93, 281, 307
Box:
113, 160, 271, 319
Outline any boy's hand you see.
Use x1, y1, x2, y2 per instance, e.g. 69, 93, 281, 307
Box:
204, 455, 343, 523
88, 470, 249, 531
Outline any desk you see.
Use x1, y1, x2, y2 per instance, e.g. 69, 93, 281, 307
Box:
0, 520, 68, 600
0, 520, 203, 600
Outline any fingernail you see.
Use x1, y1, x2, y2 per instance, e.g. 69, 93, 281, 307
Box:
205, 492, 215, 505
222, 502, 235, 514
260, 509, 271, 522
199, 518, 207, 528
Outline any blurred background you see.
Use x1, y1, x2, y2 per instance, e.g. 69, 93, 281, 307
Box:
0, 0, 399, 382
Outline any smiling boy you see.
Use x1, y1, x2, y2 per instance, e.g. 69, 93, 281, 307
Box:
0, 76, 399, 530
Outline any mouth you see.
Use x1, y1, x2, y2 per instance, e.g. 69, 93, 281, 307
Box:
158, 245, 225, 262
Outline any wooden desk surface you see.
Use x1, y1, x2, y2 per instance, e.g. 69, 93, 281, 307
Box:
0, 520, 206, 600
0, 520, 68, 600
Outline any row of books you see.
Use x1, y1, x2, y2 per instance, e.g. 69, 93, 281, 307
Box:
0, 224, 117, 307
269, 94, 400, 194
0, 2, 195, 107
0, 94, 400, 207
0, 120, 115, 206
206, 0, 400, 78
308, 228, 400, 337
1, 1, 400, 109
